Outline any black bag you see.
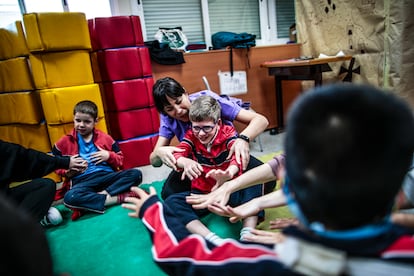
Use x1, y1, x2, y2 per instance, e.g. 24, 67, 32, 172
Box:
212, 32, 256, 50
212, 32, 256, 76
144, 40, 185, 65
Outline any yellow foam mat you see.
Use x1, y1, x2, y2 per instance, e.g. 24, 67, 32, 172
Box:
9, 172, 61, 188
0, 91, 43, 125
0, 57, 34, 92
23, 12, 91, 52
47, 119, 107, 146
38, 84, 104, 125
0, 20, 29, 60
0, 122, 51, 153
29, 50, 94, 89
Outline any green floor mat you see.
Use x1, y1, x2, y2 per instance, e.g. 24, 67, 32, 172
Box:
46, 181, 241, 276
46, 151, 292, 276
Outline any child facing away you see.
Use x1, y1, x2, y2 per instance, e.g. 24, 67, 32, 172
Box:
53, 100, 142, 220
163, 95, 264, 245
122, 83, 414, 275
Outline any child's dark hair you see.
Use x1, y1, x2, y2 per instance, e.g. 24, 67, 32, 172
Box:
73, 100, 98, 120
285, 83, 414, 229
153, 77, 186, 114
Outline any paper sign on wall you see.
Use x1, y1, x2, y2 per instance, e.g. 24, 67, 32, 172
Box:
218, 70, 247, 96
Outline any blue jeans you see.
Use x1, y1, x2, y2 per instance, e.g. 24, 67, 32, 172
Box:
164, 184, 265, 226
64, 169, 142, 212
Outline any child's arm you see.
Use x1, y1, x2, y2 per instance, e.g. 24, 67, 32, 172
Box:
122, 186, 280, 275
101, 141, 124, 169
208, 189, 287, 223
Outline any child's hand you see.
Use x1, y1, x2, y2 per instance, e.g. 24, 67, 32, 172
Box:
206, 165, 238, 186
206, 169, 232, 186
65, 168, 82, 178
208, 198, 261, 223
90, 146, 110, 164
180, 158, 203, 181
122, 186, 157, 218
242, 229, 285, 244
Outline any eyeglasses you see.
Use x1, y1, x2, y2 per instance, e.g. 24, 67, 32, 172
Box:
192, 124, 216, 133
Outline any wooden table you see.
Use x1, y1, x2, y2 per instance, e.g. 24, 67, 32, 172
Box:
261, 55, 353, 133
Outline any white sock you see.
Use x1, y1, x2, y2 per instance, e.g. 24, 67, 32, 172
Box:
205, 232, 225, 246
240, 227, 253, 241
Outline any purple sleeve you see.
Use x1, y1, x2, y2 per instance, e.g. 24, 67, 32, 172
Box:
190, 91, 242, 126
267, 153, 286, 177
158, 114, 176, 140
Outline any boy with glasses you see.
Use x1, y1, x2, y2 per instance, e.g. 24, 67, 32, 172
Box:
150, 77, 274, 199
163, 95, 264, 245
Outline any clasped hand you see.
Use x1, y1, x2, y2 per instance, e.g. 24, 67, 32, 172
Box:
90, 146, 110, 164
67, 155, 87, 177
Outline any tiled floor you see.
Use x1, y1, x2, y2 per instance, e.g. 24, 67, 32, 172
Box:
138, 131, 286, 185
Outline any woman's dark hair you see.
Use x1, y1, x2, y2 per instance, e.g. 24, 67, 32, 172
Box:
153, 77, 186, 114
285, 83, 414, 229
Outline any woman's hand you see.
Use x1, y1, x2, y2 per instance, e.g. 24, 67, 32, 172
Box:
228, 138, 250, 171
155, 146, 185, 170
69, 155, 87, 171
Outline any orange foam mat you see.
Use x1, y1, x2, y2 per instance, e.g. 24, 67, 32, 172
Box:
0, 91, 43, 125
0, 57, 34, 92
0, 20, 29, 60
23, 12, 91, 52
0, 122, 52, 153
29, 50, 94, 89
39, 84, 104, 125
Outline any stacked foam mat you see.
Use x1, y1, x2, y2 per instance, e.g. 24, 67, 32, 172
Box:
0, 20, 52, 153
22, 12, 108, 146
88, 16, 159, 168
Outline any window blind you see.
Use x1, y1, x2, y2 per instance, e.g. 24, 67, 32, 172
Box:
208, 0, 260, 38
142, 0, 204, 43
275, 0, 295, 38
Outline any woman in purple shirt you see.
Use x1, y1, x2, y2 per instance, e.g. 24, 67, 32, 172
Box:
150, 77, 275, 199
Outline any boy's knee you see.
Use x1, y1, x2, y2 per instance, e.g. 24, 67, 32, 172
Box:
127, 168, 143, 183
63, 190, 77, 206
